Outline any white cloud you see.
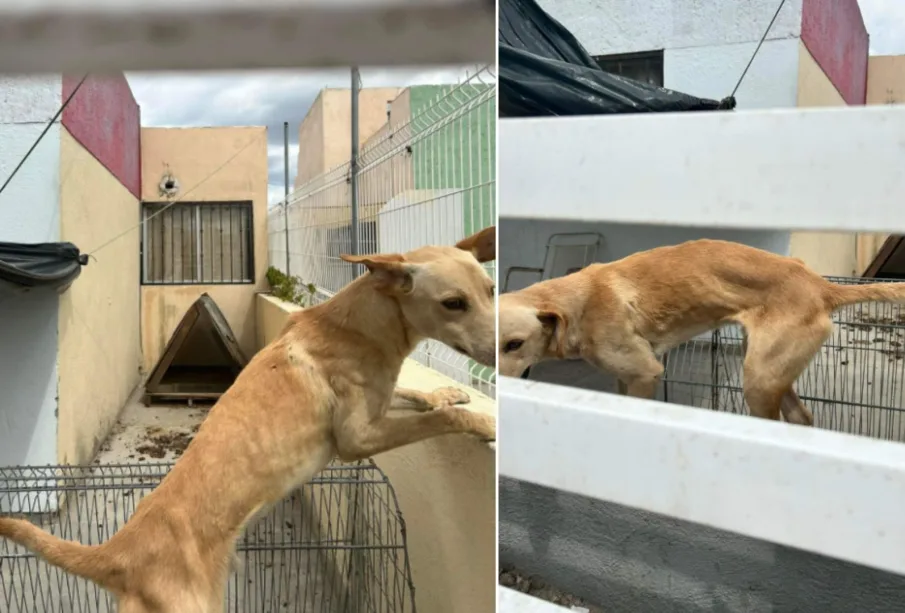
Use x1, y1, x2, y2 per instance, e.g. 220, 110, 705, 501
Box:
858, 0, 905, 55
127, 66, 471, 206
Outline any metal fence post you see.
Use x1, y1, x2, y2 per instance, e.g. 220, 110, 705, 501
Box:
283, 121, 291, 275
350, 66, 361, 267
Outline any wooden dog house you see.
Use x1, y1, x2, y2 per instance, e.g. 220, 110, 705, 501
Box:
143, 293, 247, 405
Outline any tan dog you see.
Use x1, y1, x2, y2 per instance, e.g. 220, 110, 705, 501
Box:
499, 238, 905, 425
0, 226, 497, 613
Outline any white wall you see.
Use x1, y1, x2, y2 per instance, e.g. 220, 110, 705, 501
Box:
508, 0, 799, 276
0, 76, 63, 467
500, 219, 791, 293
537, 0, 804, 109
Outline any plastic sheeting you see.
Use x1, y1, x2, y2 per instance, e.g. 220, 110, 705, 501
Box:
0, 242, 88, 293
499, 0, 736, 117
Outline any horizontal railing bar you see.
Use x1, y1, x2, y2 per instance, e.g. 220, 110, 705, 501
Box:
497, 586, 567, 611
500, 105, 905, 233
0, 0, 494, 73
499, 376, 905, 577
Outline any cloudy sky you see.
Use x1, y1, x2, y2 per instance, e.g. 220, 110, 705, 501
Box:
126, 0, 905, 207
127, 66, 468, 207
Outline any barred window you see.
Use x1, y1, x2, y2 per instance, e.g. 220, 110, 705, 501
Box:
593, 50, 664, 87
141, 201, 254, 285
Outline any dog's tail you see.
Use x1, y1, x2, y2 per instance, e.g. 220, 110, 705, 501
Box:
826, 282, 905, 310
0, 517, 126, 591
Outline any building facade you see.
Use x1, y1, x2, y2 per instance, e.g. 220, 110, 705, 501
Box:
0, 75, 268, 468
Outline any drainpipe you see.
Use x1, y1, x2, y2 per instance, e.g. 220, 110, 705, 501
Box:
283, 121, 291, 276
350, 67, 361, 268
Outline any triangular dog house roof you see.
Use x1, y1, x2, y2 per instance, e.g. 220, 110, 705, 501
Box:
143, 293, 248, 405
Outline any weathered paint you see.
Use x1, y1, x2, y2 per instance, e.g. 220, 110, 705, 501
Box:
0, 77, 62, 467
800, 0, 868, 105
62, 74, 141, 198
139, 126, 269, 372
57, 128, 142, 466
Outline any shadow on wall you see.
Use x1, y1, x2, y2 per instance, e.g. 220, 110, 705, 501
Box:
0, 289, 59, 467
499, 477, 905, 612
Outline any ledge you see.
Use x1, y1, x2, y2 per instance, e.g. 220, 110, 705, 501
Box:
500, 105, 905, 233
0, 0, 494, 73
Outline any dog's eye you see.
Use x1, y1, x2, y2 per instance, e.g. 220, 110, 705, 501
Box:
442, 297, 467, 311
503, 339, 524, 353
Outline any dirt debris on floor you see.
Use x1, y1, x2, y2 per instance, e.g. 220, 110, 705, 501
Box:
499, 566, 603, 612
134, 424, 201, 460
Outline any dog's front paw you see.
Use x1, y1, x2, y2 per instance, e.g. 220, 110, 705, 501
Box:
430, 386, 470, 408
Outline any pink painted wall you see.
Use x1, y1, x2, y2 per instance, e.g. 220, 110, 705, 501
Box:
800, 0, 869, 105
62, 74, 141, 198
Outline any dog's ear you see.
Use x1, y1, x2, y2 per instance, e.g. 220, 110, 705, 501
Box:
340, 253, 414, 293
536, 307, 568, 358
455, 226, 496, 263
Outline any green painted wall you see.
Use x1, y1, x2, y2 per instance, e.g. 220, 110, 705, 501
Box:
408, 84, 497, 388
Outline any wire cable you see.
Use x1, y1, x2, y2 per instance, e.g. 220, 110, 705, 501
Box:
0, 74, 89, 199
730, 0, 788, 99
87, 134, 261, 257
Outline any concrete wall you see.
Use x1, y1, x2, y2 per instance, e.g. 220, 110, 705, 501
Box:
538, 0, 805, 109
295, 91, 325, 187
855, 55, 905, 275
255, 294, 496, 613
295, 87, 401, 187
788, 43, 859, 277
140, 127, 269, 372
500, 478, 905, 613
866, 55, 905, 105
56, 74, 142, 466
800, 0, 869, 106
0, 76, 63, 466
500, 219, 791, 293
57, 128, 142, 465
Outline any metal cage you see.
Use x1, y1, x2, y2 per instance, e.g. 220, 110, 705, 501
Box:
0, 461, 416, 613
662, 276, 905, 442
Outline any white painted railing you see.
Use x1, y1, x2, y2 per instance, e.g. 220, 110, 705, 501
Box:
0, 0, 494, 73
498, 104, 905, 608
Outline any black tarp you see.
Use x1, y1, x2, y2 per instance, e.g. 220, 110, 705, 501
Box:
499, 0, 736, 117
0, 242, 88, 294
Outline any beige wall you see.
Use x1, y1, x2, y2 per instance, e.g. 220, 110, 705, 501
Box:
791, 42, 859, 277
857, 55, 905, 274
57, 129, 142, 465
256, 294, 496, 613
867, 55, 905, 105
358, 88, 415, 209
140, 127, 269, 372
295, 87, 402, 188
296, 92, 325, 187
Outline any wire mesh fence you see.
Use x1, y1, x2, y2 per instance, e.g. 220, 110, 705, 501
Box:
268, 66, 497, 397
0, 460, 416, 613
661, 276, 905, 442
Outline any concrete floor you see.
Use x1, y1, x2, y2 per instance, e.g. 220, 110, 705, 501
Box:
0, 398, 348, 613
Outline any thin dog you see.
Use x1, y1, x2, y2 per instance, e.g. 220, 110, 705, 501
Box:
498, 238, 905, 425
0, 226, 497, 613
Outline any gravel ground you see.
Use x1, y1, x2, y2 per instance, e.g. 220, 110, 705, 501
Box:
499, 566, 604, 612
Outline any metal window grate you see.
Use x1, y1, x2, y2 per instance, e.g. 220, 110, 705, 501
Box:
592, 50, 664, 87
0, 460, 416, 613
142, 201, 255, 285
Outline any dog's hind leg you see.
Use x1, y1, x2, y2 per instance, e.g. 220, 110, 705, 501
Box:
740, 313, 831, 425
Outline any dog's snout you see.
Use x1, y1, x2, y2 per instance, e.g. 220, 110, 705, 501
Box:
454, 344, 469, 357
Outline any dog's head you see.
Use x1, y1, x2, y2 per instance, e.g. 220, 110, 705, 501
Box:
341, 226, 496, 366
498, 291, 568, 377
